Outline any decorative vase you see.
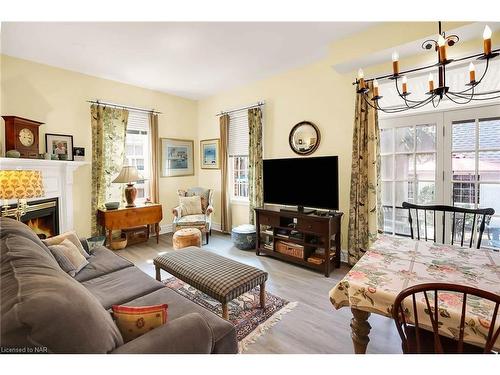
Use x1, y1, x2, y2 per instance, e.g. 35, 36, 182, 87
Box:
124, 183, 137, 207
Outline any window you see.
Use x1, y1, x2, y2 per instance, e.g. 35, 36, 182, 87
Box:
380, 105, 500, 250
125, 111, 150, 203
228, 110, 250, 201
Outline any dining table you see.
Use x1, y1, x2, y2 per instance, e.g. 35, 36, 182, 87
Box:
329, 234, 500, 353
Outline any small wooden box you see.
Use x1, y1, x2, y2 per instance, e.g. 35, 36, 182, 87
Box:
275, 240, 304, 259
122, 225, 149, 246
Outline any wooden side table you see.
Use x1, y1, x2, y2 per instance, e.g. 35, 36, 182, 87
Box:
97, 204, 163, 248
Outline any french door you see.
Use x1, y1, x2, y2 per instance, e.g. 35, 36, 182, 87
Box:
380, 104, 500, 249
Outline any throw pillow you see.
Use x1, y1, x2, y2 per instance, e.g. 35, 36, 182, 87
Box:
179, 195, 203, 216
43, 230, 90, 259
112, 304, 168, 342
48, 238, 89, 275
187, 188, 210, 213
48, 245, 77, 276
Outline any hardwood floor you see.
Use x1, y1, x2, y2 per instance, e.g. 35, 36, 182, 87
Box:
118, 231, 402, 354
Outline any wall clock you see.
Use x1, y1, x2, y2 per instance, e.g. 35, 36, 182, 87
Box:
2, 116, 44, 158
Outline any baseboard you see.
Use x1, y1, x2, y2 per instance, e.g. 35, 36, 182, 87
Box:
159, 224, 172, 235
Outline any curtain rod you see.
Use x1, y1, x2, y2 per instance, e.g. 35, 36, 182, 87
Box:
215, 101, 265, 117
87, 100, 162, 115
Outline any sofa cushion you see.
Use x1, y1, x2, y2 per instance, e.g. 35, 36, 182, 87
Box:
48, 238, 89, 275
48, 243, 78, 276
112, 304, 168, 342
0, 217, 56, 262
43, 230, 90, 259
124, 287, 238, 354
81, 267, 164, 309
1, 235, 124, 353
74, 246, 133, 282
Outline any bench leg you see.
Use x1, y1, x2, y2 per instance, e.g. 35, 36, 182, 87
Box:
222, 303, 229, 320
155, 265, 161, 281
260, 282, 266, 308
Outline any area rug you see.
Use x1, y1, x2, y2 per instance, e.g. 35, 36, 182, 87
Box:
163, 277, 297, 352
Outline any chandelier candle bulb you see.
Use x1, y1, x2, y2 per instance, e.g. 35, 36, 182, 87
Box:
483, 25, 492, 55
373, 79, 379, 97
428, 73, 434, 92
402, 76, 408, 94
438, 35, 447, 63
469, 62, 476, 82
392, 51, 399, 75
357, 68, 365, 89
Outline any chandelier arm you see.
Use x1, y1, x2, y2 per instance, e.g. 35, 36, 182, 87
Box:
360, 93, 380, 111
445, 92, 474, 105
448, 58, 490, 95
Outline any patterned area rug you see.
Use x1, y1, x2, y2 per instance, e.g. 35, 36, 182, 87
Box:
163, 277, 297, 352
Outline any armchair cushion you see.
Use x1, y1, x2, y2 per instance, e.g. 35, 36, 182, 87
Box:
179, 195, 203, 216
176, 214, 207, 226
179, 187, 211, 214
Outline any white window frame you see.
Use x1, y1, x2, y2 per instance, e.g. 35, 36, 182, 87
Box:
230, 155, 249, 204
380, 103, 500, 248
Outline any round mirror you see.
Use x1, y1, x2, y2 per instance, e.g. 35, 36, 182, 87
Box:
289, 121, 321, 155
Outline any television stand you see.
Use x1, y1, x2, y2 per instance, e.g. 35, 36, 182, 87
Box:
255, 206, 343, 277
280, 206, 316, 215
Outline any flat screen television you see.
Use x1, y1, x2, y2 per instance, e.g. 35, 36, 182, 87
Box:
263, 156, 339, 211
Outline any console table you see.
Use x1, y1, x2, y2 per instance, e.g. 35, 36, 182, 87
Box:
255, 207, 343, 277
97, 204, 163, 247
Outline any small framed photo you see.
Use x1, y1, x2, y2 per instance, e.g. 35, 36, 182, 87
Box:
200, 139, 220, 169
160, 138, 194, 177
73, 147, 85, 161
45, 133, 74, 161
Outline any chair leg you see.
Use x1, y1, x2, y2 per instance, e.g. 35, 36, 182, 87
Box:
205, 231, 209, 244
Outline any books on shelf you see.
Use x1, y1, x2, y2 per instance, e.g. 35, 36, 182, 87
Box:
263, 243, 273, 251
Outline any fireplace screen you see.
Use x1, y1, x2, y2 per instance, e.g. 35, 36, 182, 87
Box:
4, 198, 59, 239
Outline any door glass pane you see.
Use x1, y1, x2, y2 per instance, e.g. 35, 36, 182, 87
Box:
395, 154, 414, 180
381, 181, 393, 206
452, 182, 476, 209
380, 128, 393, 153
479, 183, 500, 213
478, 151, 500, 181
383, 206, 394, 233
395, 181, 413, 206
452, 121, 475, 151
416, 153, 435, 180
479, 118, 500, 149
452, 152, 476, 180
395, 127, 414, 152
416, 125, 436, 151
417, 181, 435, 204
381, 155, 393, 180
394, 208, 410, 236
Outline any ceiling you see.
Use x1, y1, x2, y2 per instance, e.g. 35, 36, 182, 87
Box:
0, 22, 374, 99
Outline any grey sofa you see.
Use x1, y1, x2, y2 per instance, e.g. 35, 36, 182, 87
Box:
0, 217, 238, 354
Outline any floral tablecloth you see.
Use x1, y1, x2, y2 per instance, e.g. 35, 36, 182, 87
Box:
329, 235, 500, 349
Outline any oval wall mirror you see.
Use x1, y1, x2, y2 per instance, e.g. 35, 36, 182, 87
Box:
289, 121, 321, 155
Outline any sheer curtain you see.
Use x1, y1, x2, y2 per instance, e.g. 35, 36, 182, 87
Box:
219, 114, 232, 233
90, 104, 129, 236
347, 81, 382, 265
149, 113, 160, 204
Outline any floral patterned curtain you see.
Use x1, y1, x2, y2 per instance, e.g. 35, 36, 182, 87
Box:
248, 107, 263, 225
347, 81, 382, 265
90, 105, 129, 236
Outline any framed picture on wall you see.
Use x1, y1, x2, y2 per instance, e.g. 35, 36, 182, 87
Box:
160, 138, 194, 177
45, 133, 74, 161
200, 138, 220, 169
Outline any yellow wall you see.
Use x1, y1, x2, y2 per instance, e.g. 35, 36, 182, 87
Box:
1, 55, 198, 237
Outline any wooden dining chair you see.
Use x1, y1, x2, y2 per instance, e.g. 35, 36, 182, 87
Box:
402, 202, 495, 249
392, 283, 500, 354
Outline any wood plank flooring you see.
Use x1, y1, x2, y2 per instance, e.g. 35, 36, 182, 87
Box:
118, 231, 402, 354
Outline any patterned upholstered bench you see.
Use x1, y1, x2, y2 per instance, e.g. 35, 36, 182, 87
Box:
154, 247, 268, 319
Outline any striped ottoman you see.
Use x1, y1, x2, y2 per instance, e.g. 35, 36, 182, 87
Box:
154, 248, 268, 319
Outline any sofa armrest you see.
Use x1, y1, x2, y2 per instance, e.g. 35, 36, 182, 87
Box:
172, 205, 182, 219
111, 313, 214, 354
206, 204, 214, 216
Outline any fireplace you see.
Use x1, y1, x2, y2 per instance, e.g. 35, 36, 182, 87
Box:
6, 198, 59, 239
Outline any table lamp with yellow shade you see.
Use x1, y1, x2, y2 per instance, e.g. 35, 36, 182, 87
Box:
112, 166, 142, 208
0, 170, 45, 221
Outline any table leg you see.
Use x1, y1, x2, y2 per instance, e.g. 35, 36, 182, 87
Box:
155, 264, 161, 281
107, 229, 112, 248
155, 223, 160, 244
350, 308, 372, 354
260, 282, 266, 308
222, 303, 229, 320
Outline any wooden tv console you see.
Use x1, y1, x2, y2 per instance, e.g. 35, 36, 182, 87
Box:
255, 207, 343, 277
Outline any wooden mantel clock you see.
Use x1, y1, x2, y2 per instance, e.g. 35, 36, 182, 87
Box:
2, 116, 44, 158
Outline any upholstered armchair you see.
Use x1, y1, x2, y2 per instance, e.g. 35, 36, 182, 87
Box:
172, 187, 214, 244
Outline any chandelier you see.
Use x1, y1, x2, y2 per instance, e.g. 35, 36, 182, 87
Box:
355, 22, 500, 113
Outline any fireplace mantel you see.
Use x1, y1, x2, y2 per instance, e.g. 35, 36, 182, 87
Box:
0, 157, 89, 232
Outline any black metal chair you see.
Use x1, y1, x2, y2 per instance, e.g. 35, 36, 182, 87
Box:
393, 283, 500, 354
401, 202, 495, 249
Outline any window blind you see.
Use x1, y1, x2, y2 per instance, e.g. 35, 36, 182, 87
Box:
127, 110, 149, 132
228, 110, 249, 156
